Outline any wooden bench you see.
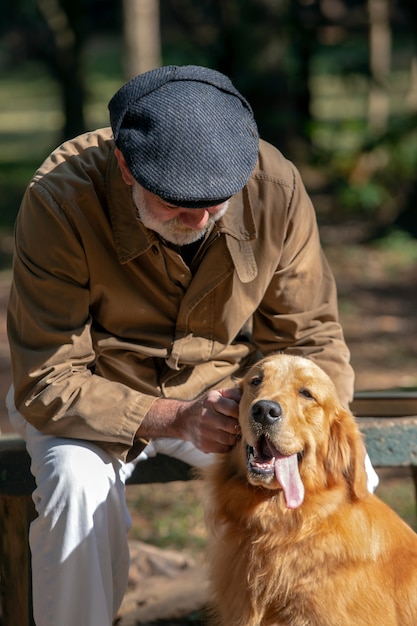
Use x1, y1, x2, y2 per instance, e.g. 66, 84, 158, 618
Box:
1, 410, 417, 626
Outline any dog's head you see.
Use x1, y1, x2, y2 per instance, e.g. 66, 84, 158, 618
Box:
236, 354, 368, 509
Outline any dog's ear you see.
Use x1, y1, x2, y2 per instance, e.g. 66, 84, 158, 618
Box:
326, 406, 369, 499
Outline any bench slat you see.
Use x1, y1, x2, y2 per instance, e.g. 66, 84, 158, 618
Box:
2, 418, 417, 497
0, 494, 36, 626
358, 416, 417, 466
0, 435, 34, 496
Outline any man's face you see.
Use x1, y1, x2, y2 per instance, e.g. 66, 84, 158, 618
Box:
132, 184, 228, 246
115, 146, 229, 246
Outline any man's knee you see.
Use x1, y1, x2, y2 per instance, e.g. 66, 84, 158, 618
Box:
31, 439, 123, 516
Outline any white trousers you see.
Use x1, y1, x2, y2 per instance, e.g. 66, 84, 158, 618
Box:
6, 388, 214, 626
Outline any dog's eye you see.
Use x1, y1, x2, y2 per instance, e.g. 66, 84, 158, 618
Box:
249, 376, 262, 386
299, 388, 315, 400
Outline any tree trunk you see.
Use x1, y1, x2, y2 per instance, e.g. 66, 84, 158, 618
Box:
367, 0, 391, 132
123, 0, 162, 79
36, 0, 86, 141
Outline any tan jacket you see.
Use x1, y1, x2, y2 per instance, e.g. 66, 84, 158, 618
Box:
7, 128, 353, 459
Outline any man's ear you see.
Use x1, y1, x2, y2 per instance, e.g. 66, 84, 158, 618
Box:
114, 148, 136, 185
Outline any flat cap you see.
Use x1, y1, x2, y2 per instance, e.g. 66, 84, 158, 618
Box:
108, 65, 259, 208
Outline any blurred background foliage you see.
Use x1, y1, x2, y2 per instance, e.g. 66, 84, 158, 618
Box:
1, 0, 417, 247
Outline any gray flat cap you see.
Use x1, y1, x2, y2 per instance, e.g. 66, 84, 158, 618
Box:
108, 65, 259, 208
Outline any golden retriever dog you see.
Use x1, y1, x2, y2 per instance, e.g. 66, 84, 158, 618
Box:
203, 354, 417, 626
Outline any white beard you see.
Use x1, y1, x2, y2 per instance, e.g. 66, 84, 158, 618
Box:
132, 186, 228, 246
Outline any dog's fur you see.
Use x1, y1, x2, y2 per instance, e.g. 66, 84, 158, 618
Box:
203, 354, 417, 626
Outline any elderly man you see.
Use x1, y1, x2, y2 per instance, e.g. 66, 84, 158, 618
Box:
7, 65, 356, 626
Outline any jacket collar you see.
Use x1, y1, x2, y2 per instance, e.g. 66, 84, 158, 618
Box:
219, 187, 258, 282
216, 185, 257, 241
106, 146, 156, 263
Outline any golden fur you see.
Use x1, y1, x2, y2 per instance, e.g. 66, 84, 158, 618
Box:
203, 354, 417, 626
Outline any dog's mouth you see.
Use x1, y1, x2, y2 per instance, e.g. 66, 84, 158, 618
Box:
246, 436, 305, 509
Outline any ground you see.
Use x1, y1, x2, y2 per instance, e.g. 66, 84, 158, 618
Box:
1, 225, 416, 625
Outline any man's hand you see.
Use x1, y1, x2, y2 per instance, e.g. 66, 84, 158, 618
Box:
135, 387, 242, 453
175, 387, 242, 453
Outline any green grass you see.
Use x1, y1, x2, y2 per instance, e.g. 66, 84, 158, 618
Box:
376, 473, 417, 531
126, 482, 207, 561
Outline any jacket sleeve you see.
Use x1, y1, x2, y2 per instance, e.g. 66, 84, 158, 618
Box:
252, 162, 354, 408
7, 181, 156, 458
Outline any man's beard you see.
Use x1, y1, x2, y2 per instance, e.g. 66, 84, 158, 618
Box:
132, 186, 228, 246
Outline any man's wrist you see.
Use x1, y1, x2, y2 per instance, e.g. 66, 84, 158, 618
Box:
134, 397, 186, 441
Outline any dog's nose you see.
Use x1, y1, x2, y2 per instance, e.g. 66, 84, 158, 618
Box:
251, 400, 282, 427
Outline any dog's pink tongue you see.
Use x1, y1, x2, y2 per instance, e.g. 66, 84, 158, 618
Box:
274, 454, 305, 509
